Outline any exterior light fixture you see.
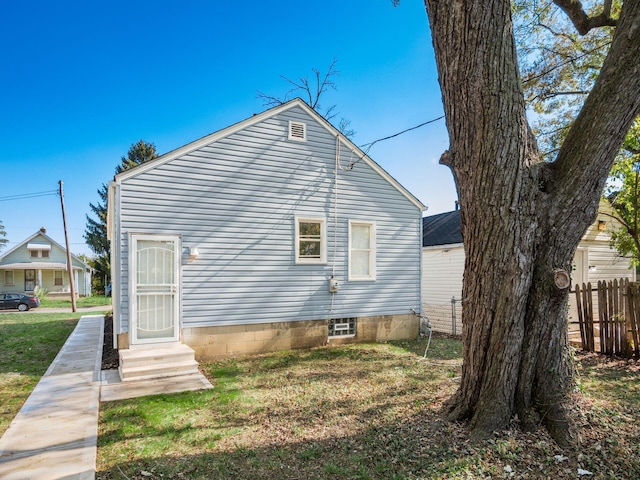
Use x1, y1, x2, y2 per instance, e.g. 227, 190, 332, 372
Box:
598, 220, 606, 231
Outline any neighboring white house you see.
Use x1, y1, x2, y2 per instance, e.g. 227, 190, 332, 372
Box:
422, 203, 636, 334
108, 98, 425, 362
0, 228, 93, 297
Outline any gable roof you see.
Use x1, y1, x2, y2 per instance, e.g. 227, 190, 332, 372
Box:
111, 98, 425, 210
0, 230, 91, 269
422, 210, 462, 247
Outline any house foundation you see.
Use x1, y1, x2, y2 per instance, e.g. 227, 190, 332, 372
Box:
181, 313, 419, 361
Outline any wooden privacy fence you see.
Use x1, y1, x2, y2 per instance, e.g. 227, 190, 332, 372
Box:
575, 278, 640, 359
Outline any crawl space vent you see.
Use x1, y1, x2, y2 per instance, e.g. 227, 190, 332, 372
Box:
288, 121, 307, 142
328, 318, 356, 337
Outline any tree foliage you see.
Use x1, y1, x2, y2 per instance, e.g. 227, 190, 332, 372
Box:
514, 1, 640, 263
605, 119, 640, 263
514, 0, 621, 157
84, 140, 158, 291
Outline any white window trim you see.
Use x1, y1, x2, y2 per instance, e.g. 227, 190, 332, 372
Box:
4, 270, 14, 286
349, 220, 376, 281
54, 270, 64, 286
295, 216, 327, 264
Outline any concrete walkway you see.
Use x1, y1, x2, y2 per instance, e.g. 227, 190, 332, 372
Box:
0, 315, 104, 479
0, 314, 213, 479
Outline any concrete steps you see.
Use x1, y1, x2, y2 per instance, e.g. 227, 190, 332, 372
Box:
119, 343, 200, 382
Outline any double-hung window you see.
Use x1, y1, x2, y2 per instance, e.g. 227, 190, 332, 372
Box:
295, 217, 326, 264
349, 221, 376, 280
54, 270, 63, 286
4, 271, 14, 286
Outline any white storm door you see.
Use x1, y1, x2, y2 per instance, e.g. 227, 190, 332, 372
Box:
130, 235, 180, 345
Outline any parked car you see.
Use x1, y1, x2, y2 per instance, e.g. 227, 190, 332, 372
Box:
0, 293, 40, 311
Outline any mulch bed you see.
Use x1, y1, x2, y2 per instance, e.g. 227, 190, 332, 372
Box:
101, 314, 119, 370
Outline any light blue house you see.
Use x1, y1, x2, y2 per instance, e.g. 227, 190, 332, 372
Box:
0, 228, 92, 297
108, 99, 424, 363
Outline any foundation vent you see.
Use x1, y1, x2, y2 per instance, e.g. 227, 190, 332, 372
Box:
328, 317, 356, 337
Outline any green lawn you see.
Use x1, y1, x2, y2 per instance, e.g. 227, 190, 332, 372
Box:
2, 312, 637, 479
0, 312, 84, 435
96, 338, 640, 479
39, 295, 112, 309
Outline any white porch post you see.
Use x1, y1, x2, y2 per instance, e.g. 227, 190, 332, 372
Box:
37, 270, 42, 289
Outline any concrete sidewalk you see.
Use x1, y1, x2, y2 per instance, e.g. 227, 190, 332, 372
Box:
0, 315, 104, 480
0, 313, 213, 479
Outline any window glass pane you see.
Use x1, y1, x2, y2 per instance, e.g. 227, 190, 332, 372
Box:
299, 240, 321, 257
300, 222, 321, 237
352, 225, 370, 249
137, 293, 175, 339
297, 219, 324, 262
352, 251, 370, 276
137, 240, 175, 285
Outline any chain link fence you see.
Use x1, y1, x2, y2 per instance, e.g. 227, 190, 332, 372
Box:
422, 297, 462, 335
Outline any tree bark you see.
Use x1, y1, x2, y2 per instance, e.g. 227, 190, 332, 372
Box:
423, 0, 640, 446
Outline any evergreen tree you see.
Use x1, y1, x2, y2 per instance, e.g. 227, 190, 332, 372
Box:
85, 140, 158, 292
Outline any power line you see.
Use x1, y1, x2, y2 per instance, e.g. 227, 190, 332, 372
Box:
0, 190, 59, 202
359, 115, 445, 154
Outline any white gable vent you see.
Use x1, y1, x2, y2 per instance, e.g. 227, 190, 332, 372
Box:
288, 121, 307, 142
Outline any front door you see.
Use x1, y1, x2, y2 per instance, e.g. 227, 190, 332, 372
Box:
24, 269, 36, 292
130, 235, 180, 345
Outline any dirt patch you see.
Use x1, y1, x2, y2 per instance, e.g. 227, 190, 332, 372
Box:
101, 314, 119, 370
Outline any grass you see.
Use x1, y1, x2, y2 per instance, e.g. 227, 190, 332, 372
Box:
96, 337, 640, 479
39, 295, 112, 309
0, 311, 84, 435
1, 313, 635, 479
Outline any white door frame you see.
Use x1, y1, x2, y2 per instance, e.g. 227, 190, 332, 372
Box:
129, 234, 181, 345
573, 247, 589, 287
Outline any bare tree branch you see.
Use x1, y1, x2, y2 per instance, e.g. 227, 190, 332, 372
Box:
256, 59, 356, 138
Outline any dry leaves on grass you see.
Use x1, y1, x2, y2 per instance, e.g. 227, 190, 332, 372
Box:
97, 342, 640, 479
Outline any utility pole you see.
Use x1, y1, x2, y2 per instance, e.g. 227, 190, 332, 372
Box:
59, 180, 77, 312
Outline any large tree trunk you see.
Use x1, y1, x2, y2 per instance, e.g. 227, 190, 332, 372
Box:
423, 0, 640, 446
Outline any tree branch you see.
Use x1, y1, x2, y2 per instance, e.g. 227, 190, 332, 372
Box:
553, 0, 618, 35
626, 146, 640, 155
554, 0, 640, 204
256, 58, 339, 116
522, 39, 612, 85
527, 90, 590, 103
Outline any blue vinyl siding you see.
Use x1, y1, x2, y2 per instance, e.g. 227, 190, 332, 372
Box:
115, 104, 422, 331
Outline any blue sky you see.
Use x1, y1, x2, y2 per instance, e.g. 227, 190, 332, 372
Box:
0, 0, 456, 257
